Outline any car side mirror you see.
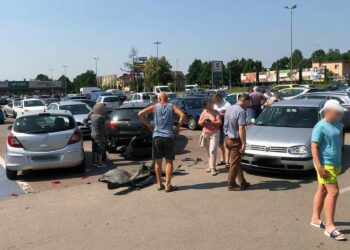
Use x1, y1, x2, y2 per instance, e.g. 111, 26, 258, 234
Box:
7, 125, 13, 130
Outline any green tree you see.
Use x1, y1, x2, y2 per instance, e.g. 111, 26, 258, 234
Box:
186, 59, 203, 84
226, 59, 242, 86
291, 49, 304, 68
36, 74, 50, 81
144, 56, 173, 91
58, 75, 73, 93
73, 70, 97, 93
199, 61, 212, 86
311, 49, 326, 62
270, 57, 290, 70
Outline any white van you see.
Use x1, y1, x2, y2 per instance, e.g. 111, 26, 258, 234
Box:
80, 87, 101, 96
185, 84, 199, 92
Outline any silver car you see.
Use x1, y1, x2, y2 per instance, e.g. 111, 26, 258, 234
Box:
48, 101, 92, 137
5, 110, 85, 179
242, 99, 329, 172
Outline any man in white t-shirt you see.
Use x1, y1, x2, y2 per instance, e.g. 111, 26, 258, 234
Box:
213, 93, 231, 168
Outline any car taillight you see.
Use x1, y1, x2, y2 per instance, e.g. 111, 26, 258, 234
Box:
108, 121, 117, 129
68, 130, 82, 145
7, 133, 23, 148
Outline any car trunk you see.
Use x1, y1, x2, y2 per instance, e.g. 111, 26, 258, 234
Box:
16, 130, 73, 152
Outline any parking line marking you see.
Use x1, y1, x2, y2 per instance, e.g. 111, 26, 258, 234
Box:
0, 157, 33, 193
340, 186, 350, 194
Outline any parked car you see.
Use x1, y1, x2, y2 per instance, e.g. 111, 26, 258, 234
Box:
295, 91, 350, 130
91, 92, 113, 102
107, 102, 153, 152
224, 93, 243, 105
41, 98, 60, 106
4, 100, 22, 118
73, 99, 96, 108
124, 92, 153, 104
279, 87, 317, 100
96, 95, 122, 112
272, 84, 299, 92
0, 109, 5, 124
48, 101, 92, 137
328, 83, 350, 92
171, 96, 206, 130
242, 99, 334, 172
62, 95, 88, 101
5, 110, 85, 179
14, 99, 46, 117
110, 90, 128, 103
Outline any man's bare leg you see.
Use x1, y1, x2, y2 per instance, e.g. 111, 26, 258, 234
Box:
218, 145, 226, 163
311, 184, 327, 224
155, 159, 163, 189
324, 183, 339, 231
165, 160, 174, 189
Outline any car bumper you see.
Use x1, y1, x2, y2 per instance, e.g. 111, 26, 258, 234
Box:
242, 153, 313, 171
5, 143, 84, 171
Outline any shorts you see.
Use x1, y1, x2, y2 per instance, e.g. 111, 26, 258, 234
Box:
219, 127, 225, 146
92, 138, 106, 154
152, 137, 175, 160
317, 165, 341, 184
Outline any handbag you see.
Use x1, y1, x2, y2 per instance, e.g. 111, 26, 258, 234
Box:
199, 133, 207, 148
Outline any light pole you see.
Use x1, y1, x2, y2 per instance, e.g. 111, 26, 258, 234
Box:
175, 58, 179, 91
63, 65, 68, 95
153, 41, 161, 85
49, 68, 54, 95
93, 57, 99, 88
284, 4, 297, 78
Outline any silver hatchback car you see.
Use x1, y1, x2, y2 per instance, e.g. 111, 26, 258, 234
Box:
242, 99, 331, 172
5, 110, 85, 179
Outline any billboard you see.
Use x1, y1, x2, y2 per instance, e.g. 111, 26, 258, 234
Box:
259, 71, 277, 83
241, 72, 257, 83
302, 67, 325, 81
212, 61, 223, 73
278, 69, 299, 82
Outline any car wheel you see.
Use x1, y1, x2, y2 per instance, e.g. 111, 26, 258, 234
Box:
188, 116, 198, 130
6, 168, 18, 180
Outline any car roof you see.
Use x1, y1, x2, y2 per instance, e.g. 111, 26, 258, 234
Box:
178, 96, 205, 99
272, 99, 325, 108
118, 102, 153, 109
17, 110, 74, 117
57, 101, 88, 105
303, 91, 349, 96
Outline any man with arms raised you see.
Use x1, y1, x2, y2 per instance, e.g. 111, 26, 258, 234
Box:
138, 92, 186, 192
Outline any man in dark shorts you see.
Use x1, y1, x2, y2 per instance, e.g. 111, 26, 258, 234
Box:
138, 92, 185, 192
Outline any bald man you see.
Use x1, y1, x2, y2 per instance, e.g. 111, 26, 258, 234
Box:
138, 92, 186, 192
249, 86, 267, 119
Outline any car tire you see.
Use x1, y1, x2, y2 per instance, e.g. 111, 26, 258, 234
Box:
6, 168, 18, 180
188, 116, 198, 130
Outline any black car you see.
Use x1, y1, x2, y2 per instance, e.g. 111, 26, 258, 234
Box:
114, 93, 127, 103
171, 96, 206, 130
107, 102, 153, 152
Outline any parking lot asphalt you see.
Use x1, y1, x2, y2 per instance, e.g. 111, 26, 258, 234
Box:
0, 117, 350, 249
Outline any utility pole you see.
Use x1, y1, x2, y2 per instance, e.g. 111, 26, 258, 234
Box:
153, 41, 161, 85
284, 4, 297, 81
93, 57, 100, 88
175, 58, 179, 91
63, 65, 68, 95
49, 68, 54, 95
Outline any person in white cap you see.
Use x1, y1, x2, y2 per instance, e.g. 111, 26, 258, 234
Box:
310, 99, 346, 241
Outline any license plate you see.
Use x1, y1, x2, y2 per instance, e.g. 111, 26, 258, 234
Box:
31, 155, 59, 162
254, 156, 281, 165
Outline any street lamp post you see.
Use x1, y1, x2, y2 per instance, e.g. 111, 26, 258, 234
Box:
93, 57, 100, 88
63, 65, 68, 95
49, 68, 54, 95
153, 41, 161, 85
284, 4, 297, 79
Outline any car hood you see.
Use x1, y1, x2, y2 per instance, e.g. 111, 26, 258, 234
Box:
74, 114, 89, 123
247, 125, 312, 147
188, 108, 202, 117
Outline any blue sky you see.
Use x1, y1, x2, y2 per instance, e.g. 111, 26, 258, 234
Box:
1, 0, 349, 80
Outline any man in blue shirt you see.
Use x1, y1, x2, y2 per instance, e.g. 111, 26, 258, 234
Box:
310, 100, 346, 241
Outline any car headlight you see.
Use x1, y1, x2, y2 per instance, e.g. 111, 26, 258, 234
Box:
288, 145, 308, 155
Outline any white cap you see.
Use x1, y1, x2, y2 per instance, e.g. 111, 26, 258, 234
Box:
320, 99, 346, 114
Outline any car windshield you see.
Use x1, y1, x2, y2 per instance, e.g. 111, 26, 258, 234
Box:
13, 114, 75, 134
184, 99, 204, 109
43, 98, 59, 105
112, 108, 152, 121
104, 97, 120, 102
24, 100, 44, 107
159, 87, 171, 92
256, 106, 320, 128
60, 104, 91, 115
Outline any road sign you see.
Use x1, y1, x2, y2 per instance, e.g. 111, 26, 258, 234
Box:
212, 61, 223, 73
138, 57, 147, 62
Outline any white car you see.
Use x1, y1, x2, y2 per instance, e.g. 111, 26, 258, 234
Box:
124, 92, 153, 104
14, 99, 46, 116
279, 87, 316, 100
4, 100, 22, 118
5, 110, 85, 179
96, 95, 121, 112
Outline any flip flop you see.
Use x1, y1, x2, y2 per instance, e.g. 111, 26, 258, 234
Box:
165, 185, 178, 193
157, 184, 165, 191
216, 161, 226, 166
324, 229, 347, 241
310, 221, 326, 229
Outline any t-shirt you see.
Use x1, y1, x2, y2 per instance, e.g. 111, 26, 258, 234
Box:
311, 119, 343, 167
214, 101, 231, 113
223, 104, 247, 139
90, 113, 107, 140
199, 109, 220, 134
249, 91, 267, 106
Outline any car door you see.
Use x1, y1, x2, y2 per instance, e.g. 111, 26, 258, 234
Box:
5, 102, 13, 115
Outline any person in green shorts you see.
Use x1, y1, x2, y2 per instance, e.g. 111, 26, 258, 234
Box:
310, 100, 346, 241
